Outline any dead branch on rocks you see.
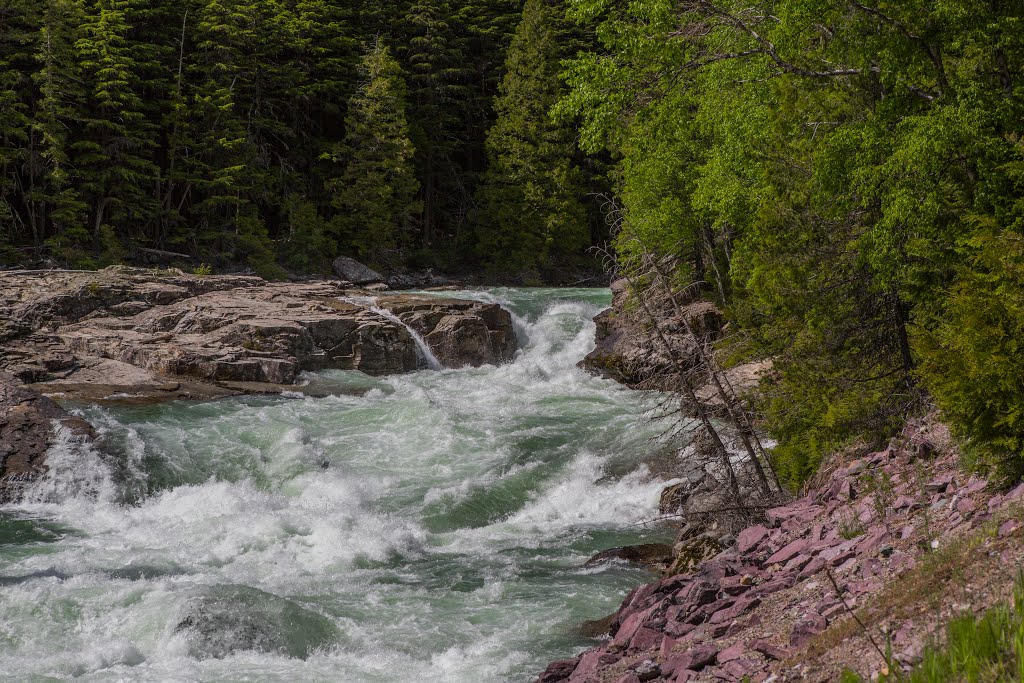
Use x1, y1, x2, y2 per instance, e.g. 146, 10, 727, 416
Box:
596, 196, 787, 528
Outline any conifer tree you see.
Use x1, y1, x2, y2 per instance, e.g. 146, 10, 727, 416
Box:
402, 0, 463, 249
75, 0, 157, 249
0, 0, 37, 247
330, 41, 420, 266
31, 0, 88, 259
474, 0, 589, 279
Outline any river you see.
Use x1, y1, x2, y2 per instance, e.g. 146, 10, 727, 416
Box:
0, 288, 678, 682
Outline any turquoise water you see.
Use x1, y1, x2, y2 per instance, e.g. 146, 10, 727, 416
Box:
0, 288, 677, 682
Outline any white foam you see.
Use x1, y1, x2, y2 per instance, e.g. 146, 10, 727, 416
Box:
0, 287, 683, 683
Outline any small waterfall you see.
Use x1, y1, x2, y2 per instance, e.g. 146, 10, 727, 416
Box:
339, 296, 443, 370
370, 306, 443, 371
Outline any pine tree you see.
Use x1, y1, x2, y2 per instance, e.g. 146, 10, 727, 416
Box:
329, 41, 420, 266
75, 0, 158, 252
0, 0, 37, 248
31, 0, 88, 260
473, 0, 589, 280
401, 0, 464, 249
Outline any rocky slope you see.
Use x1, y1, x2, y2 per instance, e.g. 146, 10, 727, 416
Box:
0, 267, 517, 499
537, 417, 1024, 682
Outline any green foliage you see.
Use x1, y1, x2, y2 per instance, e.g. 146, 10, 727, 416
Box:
330, 41, 420, 266
561, 0, 1024, 485
0, 0, 609, 278
916, 225, 1024, 482
473, 0, 600, 280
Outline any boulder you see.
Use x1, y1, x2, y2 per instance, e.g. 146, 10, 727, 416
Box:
585, 544, 675, 572
0, 372, 96, 503
667, 533, 723, 576
375, 295, 517, 368
175, 585, 338, 660
332, 257, 385, 285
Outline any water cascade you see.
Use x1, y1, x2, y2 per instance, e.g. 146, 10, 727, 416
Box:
0, 288, 678, 682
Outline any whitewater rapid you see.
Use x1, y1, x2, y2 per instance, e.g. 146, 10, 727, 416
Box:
0, 288, 678, 682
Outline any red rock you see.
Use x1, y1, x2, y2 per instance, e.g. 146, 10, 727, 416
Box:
719, 659, 758, 680
790, 615, 828, 647
662, 644, 719, 674
893, 495, 917, 510
766, 503, 822, 527
683, 581, 720, 608
856, 527, 888, 555
752, 574, 797, 597
798, 557, 826, 580
783, 553, 813, 572
750, 639, 789, 661
890, 552, 916, 574
665, 620, 696, 638
963, 477, 988, 495
614, 609, 652, 647
820, 539, 856, 561
836, 557, 858, 573
820, 602, 846, 619
956, 497, 976, 516
861, 557, 883, 578
671, 671, 696, 683
765, 539, 808, 565
660, 635, 677, 659
999, 519, 1021, 537
710, 597, 762, 625
718, 576, 752, 597
926, 473, 954, 493
569, 650, 620, 681
737, 525, 769, 553
629, 627, 661, 652
1004, 482, 1024, 501
537, 659, 578, 682
614, 674, 640, 683
697, 598, 735, 623
717, 642, 746, 663
828, 550, 856, 568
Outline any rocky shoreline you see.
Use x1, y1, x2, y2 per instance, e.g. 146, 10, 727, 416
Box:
538, 416, 1024, 682
536, 284, 1024, 682
0, 266, 517, 499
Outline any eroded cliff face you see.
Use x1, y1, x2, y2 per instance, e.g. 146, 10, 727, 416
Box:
0, 267, 518, 499
580, 280, 723, 391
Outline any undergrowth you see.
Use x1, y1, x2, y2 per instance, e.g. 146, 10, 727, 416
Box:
843, 571, 1024, 682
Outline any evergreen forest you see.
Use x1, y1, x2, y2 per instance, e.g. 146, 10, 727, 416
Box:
0, 0, 604, 280
3, 0, 1024, 485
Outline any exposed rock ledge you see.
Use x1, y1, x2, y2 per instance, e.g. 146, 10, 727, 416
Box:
580, 279, 770, 404
0, 267, 516, 398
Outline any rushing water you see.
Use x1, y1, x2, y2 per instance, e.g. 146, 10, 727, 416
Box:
0, 288, 680, 683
